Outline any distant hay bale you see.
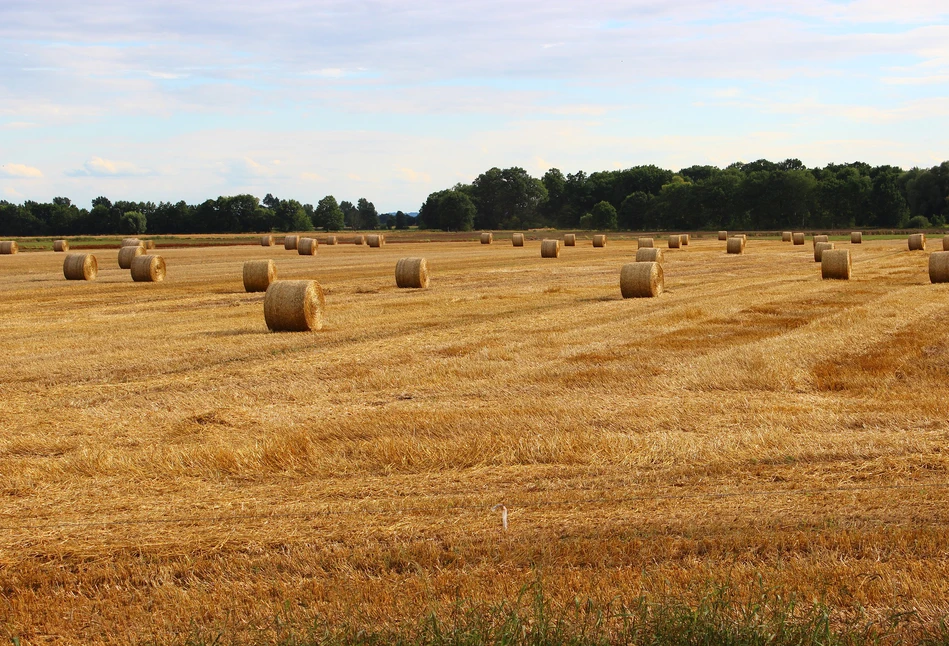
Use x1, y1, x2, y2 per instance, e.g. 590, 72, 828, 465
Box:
63, 253, 97, 281
726, 236, 745, 254
563, 233, 576, 246
512, 233, 525, 247
53, 239, 69, 252
480, 232, 493, 244
821, 249, 851, 280
782, 231, 792, 242
851, 232, 862, 244
540, 239, 560, 258
367, 234, 384, 247
121, 238, 141, 247
718, 231, 727, 241
908, 233, 926, 251
593, 234, 607, 247
117, 243, 145, 269
943, 235, 949, 251
739, 234, 748, 241
813, 235, 829, 246
395, 257, 429, 288
284, 235, 299, 250
638, 237, 654, 248
620, 262, 663, 298
243, 260, 276, 292
298, 238, 318, 255
814, 241, 835, 262
636, 247, 663, 262
143, 240, 155, 250
0, 241, 18, 254
325, 235, 338, 245
264, 280, 325, 332
261, 235, 274, 247
668, 235, 681, 249
792, 232, 805, 245
681, 234, 690, 246
929, 251, 949, 283
130, 255, 166, 282
353, 235, 365, 245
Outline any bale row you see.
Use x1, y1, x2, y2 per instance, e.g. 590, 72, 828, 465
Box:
367, 234, 385, 247
131, 255, 166, 282
325, 235, 338, 245
354, 235, 365, 245
118, 244, 145, 269
636, 247, 662, 262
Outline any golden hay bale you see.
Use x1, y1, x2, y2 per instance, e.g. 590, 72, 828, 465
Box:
143, 240, 155, 250
681, 234, 690, 246
130, 255, 166, 282
261, 235, 274, 246
943, 235, 949, 251
851, 232, 862, 244
325, 235, 338, 245
718, 231, 727, 241
367, 234, 383, 247
792, 232, 805, 245
117, 243, 145, 269
298, 238, 318, 255
813, 235, 829, 246
620, 262, 663, 298
353, 235, 365, 245
821, 249, 851, 280
638, 237, 654, 248
0, 241, 18, 254
284, 235, 299, 250
908, 233, 926, 251
726, 236, 745, 254
929, 251, 949, 283
593, 234, 607, 247
540, 239, 561, 258
782, 231, 792, 242
121, 238, 141, 247
53, 239, 69, 252
668, 235, 681, 249
264, 280, 325, 332
814, 241, 835, 262
636, 247, 663, 262
480, 232, 493, 244
512, 233, 525, 247
395, 257, 429, 288
63, 253, 97, 281
563, 233, 576, 246
243, 259, 277, 292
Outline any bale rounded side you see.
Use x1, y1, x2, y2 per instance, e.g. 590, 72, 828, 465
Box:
117, 244, 145, 269
261, 235, 274, 247
814, 241, 835, 262
395, 257, 429, 288
718, 231, 728, 241
909, 233, 926, 251
264, 280, 325, 332
563, 233, 576, 246
540, 239, 560, 258
298, 238, 318, 255
726, 237, 745, 254
851, 232, 862, 244
130, 255, 166, 282
53, 239, 69, 252
929, 251, 949, 283
512, 233, 525, 247
243, 259, 277, 292
63, 253, 98, 281
620, 262, 663, 298
792, 232, 805, 245
284, 235, 299, 250
636, 247, 663, 262
593, 234, 607, 247
821, 249, 851, 280
782, 231, 792, 242
668, 235, 681, 249
480, 232, 493, 245
0, 241, 18, 254
638, 237, 654, 249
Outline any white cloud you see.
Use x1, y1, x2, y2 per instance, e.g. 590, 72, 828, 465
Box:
0, 163, 43, 178
3, 186, 25, 198
397, 167, 431, 183
67, 156, 153, 177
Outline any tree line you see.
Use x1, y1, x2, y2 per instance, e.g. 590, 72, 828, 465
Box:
2, 159, 947, 236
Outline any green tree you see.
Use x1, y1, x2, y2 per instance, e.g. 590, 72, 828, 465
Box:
357, 198, 379, 230
471, 167, 547, 229
590, 201, 617, 230
315, 195, 345, 231
120, 210, 147, 234
394, 210, 407, 230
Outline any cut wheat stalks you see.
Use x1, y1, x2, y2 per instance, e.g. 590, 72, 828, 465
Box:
62, 253, 97, 281
264, 280, 325, 332
0, 241, 18, 254
851, 232, 863, 244
298, 238, 318, 255
53, 239, 69, 252
726, 237, 745, 255
353, 235, 365, 245
120, 238, 141, 247
821, 249, 851, 280
117, 244, 145, 269
540, 239, 560, 258
325, 235, 338, 245
635, 247, 663, 263
792, 232, 805, 245
243, 260, 277, 293
260, 235, 274, 247
395, 257, 430, 289
130, 255, 166, 282
718, 231, 728, 241
782, 231, 792, 242
909, 234, 926, 251
480, 232, 493, 245
620, 262, 663, 298
563, 233, 576, 246
814, 241, 836, 262
929, 252, 949, 283
284, 235, 299, 251
512, 233, 525, 247
668, 235, 681, 249
367, 234, 385, 248
638, 237, 654, 249
593, 234, 607, 247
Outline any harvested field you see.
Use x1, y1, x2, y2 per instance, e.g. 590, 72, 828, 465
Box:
1, 235, 948, 643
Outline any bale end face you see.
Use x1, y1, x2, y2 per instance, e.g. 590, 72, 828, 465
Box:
620, 262, 663, 298
681, 234, 690, 246
563, 233, 576, 246
243, 259, 277, 292
929, 251, 949, 283
130, 255, 166, 282
540, 239, 560, 258
637, 237, 654, 249
395, 257, 429, 288
726, 237, 745, 254
512, 233, 525, 247
821, 249, 851, 280
851, 232, 863, 244
814, 241, 835, 262
592, 234, 607, 247
63, 253, 98, 280
635, 247, 662, 263
264, 280, 325, 332
909, 233, 926, 251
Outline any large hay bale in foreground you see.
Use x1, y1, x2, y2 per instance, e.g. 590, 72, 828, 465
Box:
117, 244, 145, 269
668, 235, 681, 249
0, 241, 18, 254
930, 252, 949, 283
243, 260, 276, 292
130, 255, 166, 282
718, 231, 728, 241
480, 232, 493, 244
821, 249, 851, 280
782, 231, 792, 242
726, 237, 745, 254
63, 253, 97, 281
851, 232, 862, 244
620, 262, 663, 298
121, 238, 141, 247
909, 233, 926, 251
261, 235, 274, 247
298, 238, 318, 255
325, 235, 338, 245
53, 239, 69, 252
540, 239, 560, 258
638, 237, 654, 249
814, 241, 835, 262
593, 234, 607, 247
563, 233, 576, 246
264, 280, 325, 332
636, 247, 663, 262
512, 233, 525, 247
367, 234, 384, 247
353, 235, 365, 245
284, 235, 299, 250
792, 232, 805, 245
395, 257, 429, 288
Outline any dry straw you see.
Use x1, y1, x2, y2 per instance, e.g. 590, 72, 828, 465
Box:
593, 234, 607, 247
0, 241, 18, 254
540, 239, 561, 258
851, 232, 863, 244
117, 244, 145, 269
793, 232, 805, 245
563, 233, 576, 246
325, 235, 338, 245
143, 240, 155, 250
63, 253, 97, 281
813, 235, 829, 245
909, 233, 926, 251
726, 236, 745, 254
480, 232, 493, 244
130, 255, 166, 282
395, 257, 429, 288
260, 235, 274, 247
353, 235, 365, 245
264, 280, 325, 332
943, 235, 949, 251
782, 231, 792, 242
682, 234, 690, 246
638, 237, 654, 248
814, 241, 835, 262
636, 247, 663, 262
298, 238, 318, 255
718, 231, 728, 241
821, 249, 851, 280
512, 233, 525, 247
620, 262, 663, 298
284, 235, 299, 250
929, 251, 949, 283
120, 238, 141, 247
668, 235, 681, 249
243, 260, 277, 293
53, 240, 69, 252
367, 234, 385, 247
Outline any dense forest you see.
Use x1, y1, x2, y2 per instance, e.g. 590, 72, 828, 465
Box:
2, 159, 947, 236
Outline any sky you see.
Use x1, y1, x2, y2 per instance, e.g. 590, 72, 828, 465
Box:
1, 0, 948, 212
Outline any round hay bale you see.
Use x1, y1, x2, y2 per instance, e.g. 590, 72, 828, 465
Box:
638, 237, 654, 249
298, 238, 318, 255
353, 235, 365, 245
668, 235, 681, 249
929, 251, 949, 283
53, 239, 69, 252
718, 231, 728, 241
682, 234, 690, 246
851, 232, 862, 244
367, 234, 383, 247
909, 233, 926, 251
813, 235, 829, 246
143, 240, 155, 250
540, 239, 560, 258
284, 235, 299, 250
636, 247, 663, 263
821, 249, 851, 280
782, 231, 792, 242
395, 257, 429, 288
0, 241, 18, 254
620, 262, 663, 298
325, 235, 338, 245
121, 238, 141, 247
63, 253, 97, 281
943, 235, 949, 251
814, 241, 835, 262
260, 235, 274, 247
130, 254, 166, 282
792, 232, 805, 245
480, 232, 493, 244
726, 236, 745, 254
563, 233, 576, 246
512, 233, 525, 247
264, 280, 325, 332
243, 259, 276, 292
117, 243, 145, 269
593, 234, 607, 247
